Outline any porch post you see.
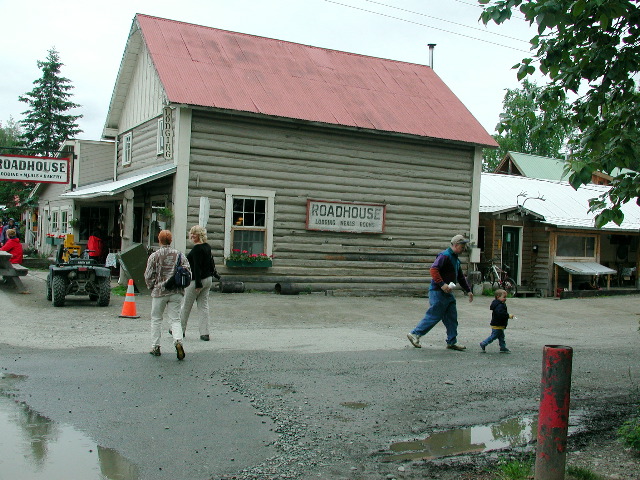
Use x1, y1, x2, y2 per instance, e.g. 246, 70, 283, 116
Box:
172, 106, 192, 252
118, 189, 135, 285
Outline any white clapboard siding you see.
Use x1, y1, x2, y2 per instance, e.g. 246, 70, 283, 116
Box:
117, 116, 163, 175
188, 111, 475, 292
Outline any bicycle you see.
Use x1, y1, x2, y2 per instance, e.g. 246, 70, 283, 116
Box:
485, 258, 518, 296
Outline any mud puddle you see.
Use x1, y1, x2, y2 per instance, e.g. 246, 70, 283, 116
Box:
0, 373, 139, 479
386, 411, 586, 461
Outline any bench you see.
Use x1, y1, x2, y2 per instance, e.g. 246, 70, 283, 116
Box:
0, 251, 29, 293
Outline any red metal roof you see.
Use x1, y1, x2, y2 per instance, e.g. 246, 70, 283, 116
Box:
136, 14, 497, 147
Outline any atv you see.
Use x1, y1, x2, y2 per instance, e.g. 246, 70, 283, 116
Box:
46, 244, 111, 307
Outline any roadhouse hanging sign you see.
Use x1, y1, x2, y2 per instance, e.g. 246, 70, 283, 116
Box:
306, 199, 386, 234
0, 154, 69, 184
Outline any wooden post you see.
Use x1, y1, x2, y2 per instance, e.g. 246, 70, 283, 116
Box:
535, 345, 573, 480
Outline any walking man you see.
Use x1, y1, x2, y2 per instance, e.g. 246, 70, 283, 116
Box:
407, 234, 474, 350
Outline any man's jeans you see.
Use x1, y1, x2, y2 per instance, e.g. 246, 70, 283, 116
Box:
151, 293, 183, 347
411, 289, 459, 345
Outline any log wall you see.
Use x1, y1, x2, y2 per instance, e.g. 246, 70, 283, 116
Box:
187, 111, 477, 293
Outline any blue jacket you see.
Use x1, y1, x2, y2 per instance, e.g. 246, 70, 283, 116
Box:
429, 247, 471, 293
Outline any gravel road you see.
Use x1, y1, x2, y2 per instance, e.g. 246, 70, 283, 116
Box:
1, 271, 639, 479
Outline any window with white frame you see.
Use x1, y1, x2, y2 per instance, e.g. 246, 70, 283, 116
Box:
224, 188, 275, 261
156, 119, 164, 155
122, 132, 132, 166
51, 210, 59, 233
61, 210, 69, 233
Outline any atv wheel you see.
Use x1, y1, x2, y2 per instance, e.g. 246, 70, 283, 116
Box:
46, 274, 52, 301
52, 275, 67, 307
97, 277, 111, 306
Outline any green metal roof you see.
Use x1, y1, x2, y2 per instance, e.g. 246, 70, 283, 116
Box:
499, 152, 568, 181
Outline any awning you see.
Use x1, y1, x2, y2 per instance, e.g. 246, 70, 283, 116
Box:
60, 163, 176, 199
554, 261, 616, 276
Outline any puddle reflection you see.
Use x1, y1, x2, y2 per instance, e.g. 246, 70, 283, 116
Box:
386, 412, 582, 462
0, 373, 139, 479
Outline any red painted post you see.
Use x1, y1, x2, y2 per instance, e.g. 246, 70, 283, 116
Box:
534, 345, 573, 480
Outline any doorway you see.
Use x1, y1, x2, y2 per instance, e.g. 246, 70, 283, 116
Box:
502, 226, 521, 284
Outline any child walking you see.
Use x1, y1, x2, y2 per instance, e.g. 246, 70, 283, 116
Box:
480, 289, 514, 353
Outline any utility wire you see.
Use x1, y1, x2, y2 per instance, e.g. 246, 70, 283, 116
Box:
324, 0, 532, 53
363, 0, 529, 43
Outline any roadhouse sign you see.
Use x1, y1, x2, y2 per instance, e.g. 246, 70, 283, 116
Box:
306, 199, 386, 234
0, 154, 69, 183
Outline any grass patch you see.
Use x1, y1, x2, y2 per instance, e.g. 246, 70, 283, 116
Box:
494, 458, 533, 480
112, 285, 128, 296
618, 411, 640, 450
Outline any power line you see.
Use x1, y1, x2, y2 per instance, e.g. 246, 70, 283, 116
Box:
363, 0, 529, 43
323, 0, 532, 53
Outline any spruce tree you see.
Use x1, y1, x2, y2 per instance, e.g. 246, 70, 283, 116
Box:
18, 48, 82, 156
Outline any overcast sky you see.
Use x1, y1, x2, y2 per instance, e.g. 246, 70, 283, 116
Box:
1, 0, 539, 141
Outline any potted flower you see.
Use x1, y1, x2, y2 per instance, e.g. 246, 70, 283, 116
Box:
155, 206, 174, 220
69, 218, 80, 228
225, 250, 273, 268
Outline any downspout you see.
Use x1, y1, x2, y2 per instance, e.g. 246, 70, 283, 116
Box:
113, 135, 119, 181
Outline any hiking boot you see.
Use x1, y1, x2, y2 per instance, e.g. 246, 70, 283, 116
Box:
480, 342, 486, 352
407, 333, 421, 348
175, 341, 185, 360
446, 344, 466, 351
500, 348, 511, 354
149, 345, 161, 356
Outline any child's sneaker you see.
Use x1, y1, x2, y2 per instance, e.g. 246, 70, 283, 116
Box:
500, 348, 511, 353
479, 342, 486, 352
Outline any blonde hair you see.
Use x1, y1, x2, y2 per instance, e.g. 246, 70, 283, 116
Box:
158, 230, 172, 245
494, 289, 507, 299
189, 225, 207, 243
6, 229, 16, 238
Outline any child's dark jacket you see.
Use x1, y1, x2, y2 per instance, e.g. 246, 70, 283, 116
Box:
490, 299, 509, 328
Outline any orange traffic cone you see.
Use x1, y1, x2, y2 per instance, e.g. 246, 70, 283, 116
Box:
119, 279, 140, 318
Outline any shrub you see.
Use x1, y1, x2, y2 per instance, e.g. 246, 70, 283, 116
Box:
618, 414, 640, 450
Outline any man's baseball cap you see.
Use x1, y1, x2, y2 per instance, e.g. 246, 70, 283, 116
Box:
451, 234, 469, 245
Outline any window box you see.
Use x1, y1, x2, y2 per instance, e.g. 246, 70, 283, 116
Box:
46, 236, 64, 245
225, 259, 272, 268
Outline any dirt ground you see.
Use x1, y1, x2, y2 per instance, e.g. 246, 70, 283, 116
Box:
1, 270, 639, 479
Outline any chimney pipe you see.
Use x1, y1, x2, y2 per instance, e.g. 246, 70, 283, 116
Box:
428, 43, 436, 69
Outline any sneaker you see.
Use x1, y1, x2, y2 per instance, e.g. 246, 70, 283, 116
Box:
407, 333, 421, 348
500, 348, 511, 354
175, 341, 185, 360
149, 345, 161, 356
446, 344, 466, 351
200, 335, 210, 341
479, 342, 486, 352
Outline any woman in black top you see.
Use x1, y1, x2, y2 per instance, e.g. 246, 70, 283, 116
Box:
179, 225, 220, 340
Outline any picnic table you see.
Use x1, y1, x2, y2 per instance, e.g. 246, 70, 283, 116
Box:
0, 250, 29, 293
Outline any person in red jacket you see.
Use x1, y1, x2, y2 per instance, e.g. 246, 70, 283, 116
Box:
0, 229, 23, 264
87, 228, 105, 262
